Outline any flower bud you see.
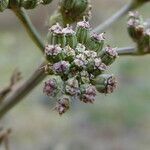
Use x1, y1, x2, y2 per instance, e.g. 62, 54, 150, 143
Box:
83, 50, 97, 59
63, 45, 75, 62
133, 0, 150, 8
62, 24, 77, 48
80, 70, 90, 83
52, 31, 66, 48
59, 0, 89, 24
86, 57, 107, 76
86, 33, 105, 53
93, 61, 107, 76
43, 75, 63, 97
92, 74, 117, 94
76, 18, 90, 44
47, 23, 66, 47
65, 77, 79, 96
42, 0, 53, 5
0, 0, 9, 12
127, 11, 144, 42
143, 29, 150, 48
54, 95, 70, 115
53, 61, 70, 75
45, 44, 63, 62
139, 29, 150, 53
49, 23, 62, 33
128, 11, 140, 19
80, 84, 97, 103
100, 46, 118, 65
21, 0, 39, 9
73, 54, 87, 69
47, 23, 61, 44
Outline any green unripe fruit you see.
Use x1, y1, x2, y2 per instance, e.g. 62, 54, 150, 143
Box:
45, 44, 63, 63
86, 33, 105, 53
92, 74, 117, 94
60, 0, 89, 24
100, 46, 118, 66
63, 25, 77, 48
52, 33, 66, 48
76, 18, 90, 44
21, 0, 39, 9
47, 23, 62, 44
47, 23, 66, 47
0, 0, 9, 12
127, 11, 144, 42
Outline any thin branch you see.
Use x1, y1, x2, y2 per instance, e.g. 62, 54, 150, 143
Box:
92, 1, 135, 33
117, 46, 150, 56
0, 70, 22, 103
117, 47, 137, 56
0, 6, 49, 119
12, 7, 45, 53
0, 128, 11, 150
0, 62, 46, 119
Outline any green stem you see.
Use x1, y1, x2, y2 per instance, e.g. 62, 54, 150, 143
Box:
12, 7, 45, 53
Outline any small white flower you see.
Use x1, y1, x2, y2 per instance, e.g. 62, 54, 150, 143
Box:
74, 54, 87, 67
76, 43, 86, 53
94, 58, 102, 67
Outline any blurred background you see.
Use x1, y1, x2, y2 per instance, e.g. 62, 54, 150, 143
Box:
0, 0, 150, 150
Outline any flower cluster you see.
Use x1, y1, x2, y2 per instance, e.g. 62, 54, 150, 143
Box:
127, 11, 150, 53
43, 18, 118, 115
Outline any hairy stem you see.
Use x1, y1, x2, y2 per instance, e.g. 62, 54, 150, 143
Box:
12, 7, 45, 53
92, 1, 135, 33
